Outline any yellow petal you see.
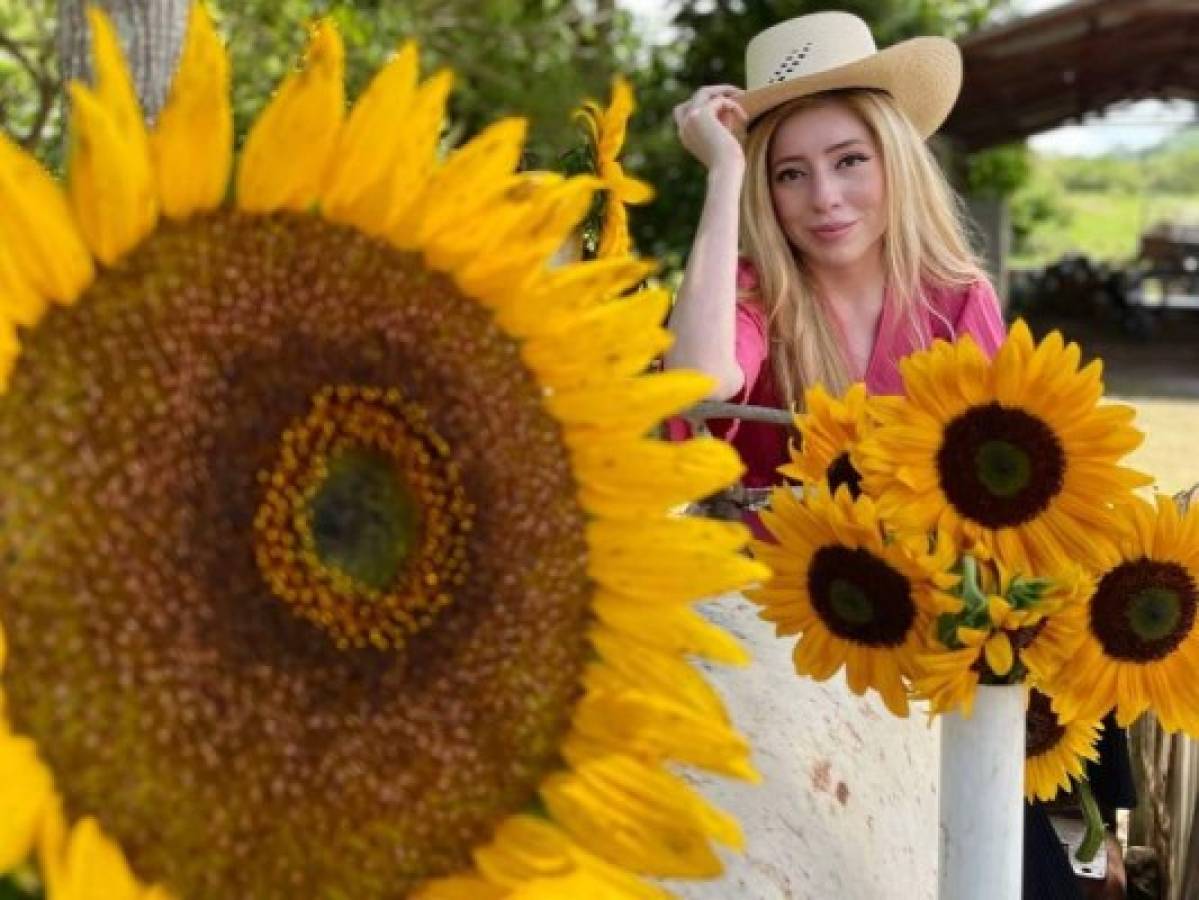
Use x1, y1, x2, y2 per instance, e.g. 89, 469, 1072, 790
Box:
0, 243, 46, 327
521, 288, 671, 389
237, 19, 344, 213
57, 817, 142, 900
86, 8, 147, 146
151, 1, 232, 217
541, 756, 739, 877
413, 117, 529, 248
987, 595, 1013, 627
549, 370, 713, 438
413, 876, 509, 899
66, 82, 157, 265
592, 593, 748, 664
378, 68, 454, 238
984, 632, 1014, 677
496, 255, 656, 337
473, 815, 667, 898
0, 133, 94, 303
65, 9, 157, 265
568, 687, 756, 780
587, 517, 768, 602
321, 41, 420, 232
0, 734, 54, 872
956, 626, 988, 648
572, 435, 742, 517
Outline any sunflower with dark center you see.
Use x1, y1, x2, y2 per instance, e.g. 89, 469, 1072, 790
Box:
780, 382, 870, 499
0, 8, 769, 898
749, 485, 955, 717
1049, 495, 1199, 735
914, 556, 1089, 717
853, 322, 1152, 575
1024, 688, 1100, 802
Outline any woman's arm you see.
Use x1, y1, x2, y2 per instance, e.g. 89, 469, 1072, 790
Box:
663, 86, 751, 401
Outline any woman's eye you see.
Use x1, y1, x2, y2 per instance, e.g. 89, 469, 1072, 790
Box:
775, 167, 804, 183
837, 153, 870, 169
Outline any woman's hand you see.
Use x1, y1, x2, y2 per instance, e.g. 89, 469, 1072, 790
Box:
673, 84, 748, 172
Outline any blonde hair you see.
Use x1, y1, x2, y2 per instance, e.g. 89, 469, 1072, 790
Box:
740, 88, 982, 408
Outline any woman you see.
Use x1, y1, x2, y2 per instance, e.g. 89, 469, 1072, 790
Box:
664, 11, 1132, 899
664, 11, 1005, 491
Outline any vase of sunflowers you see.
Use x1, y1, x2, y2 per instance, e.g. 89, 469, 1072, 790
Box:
747, 322, 1199, 900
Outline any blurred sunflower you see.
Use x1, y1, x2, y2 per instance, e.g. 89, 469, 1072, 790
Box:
576, 75, 654, 259
855, 322, 1151, 574
1050, 494, 1199, 734
779, 383, 870, 497
750, 485, 955, 717
0, 7, 768, 898
914, 557, 1089, 717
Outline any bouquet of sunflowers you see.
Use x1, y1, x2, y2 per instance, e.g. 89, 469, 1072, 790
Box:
748, 321, 1199, 871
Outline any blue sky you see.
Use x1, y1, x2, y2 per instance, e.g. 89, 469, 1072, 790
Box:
620, 0, 1196, 157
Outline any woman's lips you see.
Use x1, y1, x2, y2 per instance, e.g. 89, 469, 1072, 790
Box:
811, 221, 855, 241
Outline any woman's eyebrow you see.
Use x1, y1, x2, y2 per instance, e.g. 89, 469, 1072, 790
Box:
772, 139, 868, 167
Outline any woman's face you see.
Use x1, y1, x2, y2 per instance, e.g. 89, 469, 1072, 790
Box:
767, 101, 886, 274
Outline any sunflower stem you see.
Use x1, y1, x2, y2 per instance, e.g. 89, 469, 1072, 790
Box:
960, 554, 988, 616
1075, 778, 1105, 863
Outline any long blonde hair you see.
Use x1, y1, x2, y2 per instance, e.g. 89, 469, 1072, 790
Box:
740, 88, 982, 408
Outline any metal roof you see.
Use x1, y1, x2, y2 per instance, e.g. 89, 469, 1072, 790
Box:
943, 0, 1199, 150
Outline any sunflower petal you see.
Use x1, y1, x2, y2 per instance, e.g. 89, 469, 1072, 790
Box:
0, 734, 53, 872
66, 82, 157, 265
322, 41, 420, 231
237, 20, 344, 213
150, 2, 232, 218
0, 134, 94, 303
541, 756, 739, 877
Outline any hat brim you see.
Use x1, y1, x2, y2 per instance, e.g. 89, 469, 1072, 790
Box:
738, 36, 962, 138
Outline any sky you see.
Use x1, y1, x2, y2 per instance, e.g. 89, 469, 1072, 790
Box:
619, 0, 1196, 158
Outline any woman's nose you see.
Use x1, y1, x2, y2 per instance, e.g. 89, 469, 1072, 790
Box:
809, 170, 842, 211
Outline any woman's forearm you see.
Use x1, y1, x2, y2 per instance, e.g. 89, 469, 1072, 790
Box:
665, 162, 746, 400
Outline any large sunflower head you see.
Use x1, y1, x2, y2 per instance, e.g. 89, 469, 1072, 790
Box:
854, 322, 1152, 574
1024, 688, 1101, 802
779, 382, 871, 498
914, 555, 1089, 717
0, 7, 769, 897
1049, 494, 1199, 734
749, 484, 955, 717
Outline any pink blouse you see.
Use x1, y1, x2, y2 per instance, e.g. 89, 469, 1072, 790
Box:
669, 259, 1007, 489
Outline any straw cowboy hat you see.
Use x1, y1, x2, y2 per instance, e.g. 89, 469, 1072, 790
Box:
739, 11, 962, 138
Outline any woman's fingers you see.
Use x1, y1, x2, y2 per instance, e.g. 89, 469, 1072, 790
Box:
673, 84, 744, 126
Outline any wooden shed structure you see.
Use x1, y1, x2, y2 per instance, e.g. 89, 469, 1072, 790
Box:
944, 0, 1199, 151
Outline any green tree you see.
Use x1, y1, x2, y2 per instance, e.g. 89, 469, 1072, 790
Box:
1, 0, 639, 171
0, 0, 60, 164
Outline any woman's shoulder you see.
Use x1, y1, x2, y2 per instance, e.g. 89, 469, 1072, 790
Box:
923, 276, 1006, 353
925, 277, 998, 321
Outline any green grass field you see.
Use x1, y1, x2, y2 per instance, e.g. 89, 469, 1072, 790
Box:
1013, 189, 1199, 268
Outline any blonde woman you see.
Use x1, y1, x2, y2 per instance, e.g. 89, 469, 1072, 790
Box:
665, 14, 1136, 897
665, 11, 1005, 494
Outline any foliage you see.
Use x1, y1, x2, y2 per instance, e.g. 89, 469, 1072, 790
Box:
0, 0, 61, 167
965, 143, 1031, 199
0, 0, 637, 171
1010, 135, 1199, 266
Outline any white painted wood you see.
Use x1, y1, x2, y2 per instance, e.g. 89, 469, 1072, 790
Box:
667, 593, 941, 900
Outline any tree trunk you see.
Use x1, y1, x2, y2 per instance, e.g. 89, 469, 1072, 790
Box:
57, 0, 188, 124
